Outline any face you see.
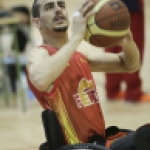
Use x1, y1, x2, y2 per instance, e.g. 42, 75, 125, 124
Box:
36, 0, 69, 32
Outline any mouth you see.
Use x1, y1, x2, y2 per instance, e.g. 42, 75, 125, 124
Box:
53, 15, 66, 22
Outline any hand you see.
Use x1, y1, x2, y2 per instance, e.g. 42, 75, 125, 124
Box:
118, 31, 134, 47
71, 0, 96, 40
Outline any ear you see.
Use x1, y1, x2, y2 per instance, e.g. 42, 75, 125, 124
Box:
32, 18, 41, 29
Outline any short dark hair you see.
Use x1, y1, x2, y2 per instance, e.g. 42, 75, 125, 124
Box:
32, 0, 40, 18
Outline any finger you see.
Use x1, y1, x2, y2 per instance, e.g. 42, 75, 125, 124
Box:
74, 0, 89, 17
85, 9, 97, 19
128, 31, 133, 39
124, 31, 133, 41
77, 0, 91, 11
80, 0, 92, 10
81, 1, 95, 16
81, 0, 89, 7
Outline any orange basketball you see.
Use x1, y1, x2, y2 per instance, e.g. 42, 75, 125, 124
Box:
84, 0, 131, 48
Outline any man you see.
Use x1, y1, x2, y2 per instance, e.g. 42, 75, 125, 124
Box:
105, 0, 148, 102
26, 0, 140, 149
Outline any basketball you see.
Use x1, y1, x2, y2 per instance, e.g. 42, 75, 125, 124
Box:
84, 0, 131, 48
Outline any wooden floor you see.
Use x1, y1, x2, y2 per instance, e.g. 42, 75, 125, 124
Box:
0, 0, 150, 150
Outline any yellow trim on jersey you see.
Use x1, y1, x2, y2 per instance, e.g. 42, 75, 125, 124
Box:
57, 89, 81, 144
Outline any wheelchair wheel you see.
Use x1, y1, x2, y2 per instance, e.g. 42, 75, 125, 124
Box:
56, 143, 109, 150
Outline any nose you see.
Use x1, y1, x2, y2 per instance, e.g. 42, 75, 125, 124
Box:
55, 4, 62, 13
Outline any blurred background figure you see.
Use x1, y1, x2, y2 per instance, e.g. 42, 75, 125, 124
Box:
4, 6, 31, 95
104, 0, 150, 103
0, 0, 13, 98
0, 2, 35, 109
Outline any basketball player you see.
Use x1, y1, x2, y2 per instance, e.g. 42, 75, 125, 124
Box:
26, 0, 143, 150
105, 0, 148, 103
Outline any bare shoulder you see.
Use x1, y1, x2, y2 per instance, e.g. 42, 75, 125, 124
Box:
27, 47, 49, 65
27, 47, 48, 58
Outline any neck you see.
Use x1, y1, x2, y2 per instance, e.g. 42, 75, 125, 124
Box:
41, 31, 69, 49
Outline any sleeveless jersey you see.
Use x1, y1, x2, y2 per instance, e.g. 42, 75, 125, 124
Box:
26, 45, 105, 144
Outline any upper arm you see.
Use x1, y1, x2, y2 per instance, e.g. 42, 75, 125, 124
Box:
27, 47, 48, 75
27, 47, 51, 90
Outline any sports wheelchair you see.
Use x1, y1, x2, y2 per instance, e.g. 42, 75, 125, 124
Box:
39, 110, 150, 150
39, 110, 129, 150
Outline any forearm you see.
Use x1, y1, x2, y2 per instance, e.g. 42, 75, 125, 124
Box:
31, 36, 82, 91
44, 37, 81, 81
86, 36, 140, 73
120, 39, 140, 71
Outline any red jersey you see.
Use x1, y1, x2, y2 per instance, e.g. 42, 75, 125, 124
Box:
26, 45, 105, 144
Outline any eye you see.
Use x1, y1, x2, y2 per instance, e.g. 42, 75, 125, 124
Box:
58, 2, 65, 8
45, 6, 52, 10
59, 4, 65, 8
44, 3, 54, 10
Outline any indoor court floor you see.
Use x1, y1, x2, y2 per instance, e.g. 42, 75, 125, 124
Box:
0, 0, 150, 150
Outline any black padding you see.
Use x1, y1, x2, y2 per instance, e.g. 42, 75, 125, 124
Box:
42, 110, 50, 144
105, 126, 133, 138
41, 110, 65, 150
39, 142, 50, 150
88, 134, 105, 146
105, 126, 120, 138
110, 132, 135, 150
117, 146, 135, 150
133, 124, 150, 150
